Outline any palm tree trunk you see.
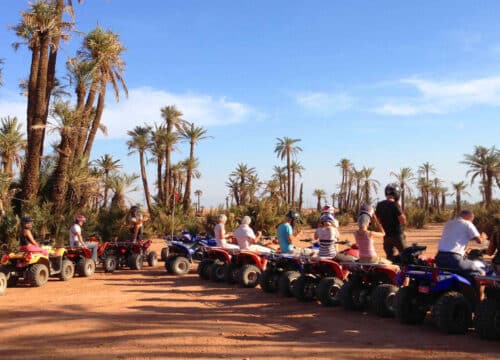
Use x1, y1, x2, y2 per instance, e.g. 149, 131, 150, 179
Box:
139, 151, 153, 214
83, 82, 107, 159
291, 170, 296, 206
51, 129, 73, 215
298, 183, 303, 212
286, 151, 291, 205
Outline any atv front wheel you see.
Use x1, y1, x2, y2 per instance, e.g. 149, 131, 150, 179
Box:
475, 298, 500, 340
433, 291, 472, 334
293, 275, 318, 302
0, 272, 6, 296
277, 271, 300, 297
197, 259, 213, 280
370, 283, 398, 317
316, 277, 343, 306
209, 262, 227, 282
160, 247, 169, 262
224, 263, 240, 284
26, 264, 49, 287
260, 269, 278, 293
239, 264, 261, 288
104, 256, 118, 273
338, 280, 364, 310
128, 253, 144, 270
170, 256, 190, 275
147, 251, 158, 267
77, 258, 96, 277
59, 260, 75, 281
394, 286, 427, 324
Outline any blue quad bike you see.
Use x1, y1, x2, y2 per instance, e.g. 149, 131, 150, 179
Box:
163, 235, 217, 275
394, 249, 490, 335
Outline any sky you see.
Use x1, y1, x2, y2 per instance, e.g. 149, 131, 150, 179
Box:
0, 1, 499, 208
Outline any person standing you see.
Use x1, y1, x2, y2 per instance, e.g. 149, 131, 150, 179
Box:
276, 210, 302, 254
129, 206, 144, 242
375, 183, 407, 262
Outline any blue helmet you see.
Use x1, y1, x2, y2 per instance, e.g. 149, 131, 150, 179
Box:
320, 213, 335, 224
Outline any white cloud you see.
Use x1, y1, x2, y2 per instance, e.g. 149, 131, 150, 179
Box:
294, 92, 354, 113
99, 87, 263, 139
375, 76, 500, 116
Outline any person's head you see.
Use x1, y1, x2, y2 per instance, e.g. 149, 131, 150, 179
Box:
74, 214, 86, 225
459, 209, 474, 222
357, 213, 371, 230
384, 183, 401, 201
319, 213, 335, 227
21, 216, 33, 229
217, 214, 227, 224
321, 204, 335, 215
359, 204, 374, 218
241, 216, 252, 226
285, 210, 302, 226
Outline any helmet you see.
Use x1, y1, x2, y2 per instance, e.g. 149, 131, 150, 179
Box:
319, 213, 335, 224
75, 214, 86, 223
21, 216, 33, 224
359, 204, 374, 218
130, 205, 139, 212
321, 204, 335, 214
385, 183, 401, 201
285, 210, 302, 223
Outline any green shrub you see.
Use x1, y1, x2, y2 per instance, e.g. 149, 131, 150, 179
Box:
405, 207, 428, 229
431, 210, 452, 223
336, 213, 352, 227
305, 211, 320, 228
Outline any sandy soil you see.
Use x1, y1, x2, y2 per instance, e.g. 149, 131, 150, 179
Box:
0, 223, 498, 360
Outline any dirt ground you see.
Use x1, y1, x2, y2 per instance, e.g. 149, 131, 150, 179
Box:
0, 223, 498, 360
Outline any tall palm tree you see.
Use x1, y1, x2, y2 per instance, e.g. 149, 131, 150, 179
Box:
440, 187, 448, 212
390, 167, 415, 211
94, 154, 121, 209
336, 158, 352, 210
161, 105, 187, 205
127, 125, 153, 214
194, 189, 203, 213
360, 167, 379, 205
451, 181, 470, 215
429, 178, 443, 211
148, 124, 166, 202
179, 122, 211, 212
230, 163, 257, 205
462, 145, 500, 209
0, 116, 26, 177
108, 173, 139, 211
290, 160, 304, 206
313, 189, 326, 211
352, 168, 364, 212
226, 177, 240, 206
272, 165, 287, 203
181, 158, 201, 211
418, 162, 436, 211
274, 137, 302, 204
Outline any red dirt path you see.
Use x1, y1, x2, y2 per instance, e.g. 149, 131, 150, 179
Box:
0, 223, 498, 360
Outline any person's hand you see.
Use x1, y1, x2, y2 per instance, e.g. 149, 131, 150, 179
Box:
479, 232, 488, 243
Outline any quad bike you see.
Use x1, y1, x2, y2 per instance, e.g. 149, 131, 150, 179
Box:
0, 245, 74, 287
164, 236, 217, 275
197, 247, 232, 282
260, 252, 307, 297
293, 240, 359, 306
224, 248, 272, 288
474, 273, 500, 340
98, 239, 157, 273
394, 248, 484, 334
64, 246, 96, 277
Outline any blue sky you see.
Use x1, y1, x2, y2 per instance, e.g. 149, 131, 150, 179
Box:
1, 1, 499, 208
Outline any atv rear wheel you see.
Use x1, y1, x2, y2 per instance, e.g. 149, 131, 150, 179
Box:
239, 264, 261, 288
160, 247, 169, 262
147, 251, 158, 267
59, 260, 75, 281
77, 258, 96, 277
26, 264, 49, 287
170, 256, 190, 275
260, 269, 278, 293
339, 280, 364, 310
128, 253, 144, 270
104, 256, 118, 273
0, 272, 6, 296
210, 262, 227, 282
394, 286, 427, 324
316, 277, 343, 306
293, 275, 318, 302
197, 259, 213, 280
475, 298, 500, 340
371, 283, 398, 317
277, 271, 300, 297
433, 291, 472, 334
224, 263, 240, 284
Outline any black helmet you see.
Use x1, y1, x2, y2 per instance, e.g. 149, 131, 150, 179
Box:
130, 205, 139, 212
285, 210, 302, 223
385, 183, 401, 201
21, 216, 33, 224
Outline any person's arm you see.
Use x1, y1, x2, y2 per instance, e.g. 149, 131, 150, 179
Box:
370, 230, 386, 239
373, 214, 385, 233
398, 214, 407, 225
313, 229, 319, 241
471, 232, 487, 245
487, 234, 496, 256
26, 230, 39, 247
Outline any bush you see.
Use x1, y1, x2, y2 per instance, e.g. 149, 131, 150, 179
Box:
336, 212, 353, 227
431, 210, 452, 223
305, 211, 320, 228
405, 207, 428, 229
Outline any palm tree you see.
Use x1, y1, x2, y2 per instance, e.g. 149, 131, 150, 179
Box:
290, 160, 304, 206
94, 154, 121, 209
230, 163, 257, 205
313, 189, 326, 211
461, 145, 500, 209
148, 124, 166, 202
360, 167, 379, 205
418, 162, 436, 211
127, 125, 153, 214
161, 105, 188, 205
352, 168, 363, 212
194, 189, 203, 213
179, 122, 211, 212
0, 116, 26, 177
274, 137, 302, 204
108, 173, 139, 210
181, 158, 201, 210
440, 187, 448, 212
0, 58, 4, 87
390, 167, 415, 211
451, 181, 470, 215
429, 178, 443, 211
272, 165, 287, 203
336, 158, 352, 210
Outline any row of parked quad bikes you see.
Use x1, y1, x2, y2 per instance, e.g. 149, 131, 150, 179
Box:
0, 236, 158, 290
162, 234, 500, 341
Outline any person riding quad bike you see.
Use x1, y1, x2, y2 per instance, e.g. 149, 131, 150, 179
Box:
277, 210, 302, 254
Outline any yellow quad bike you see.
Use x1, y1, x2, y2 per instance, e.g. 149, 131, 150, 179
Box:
0, 246, 74, 287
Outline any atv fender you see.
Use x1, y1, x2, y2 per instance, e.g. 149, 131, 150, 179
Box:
317, 259, 345, 280
238, 251, 266, 270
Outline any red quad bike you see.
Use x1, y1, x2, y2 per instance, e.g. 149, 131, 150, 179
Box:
198, 247, 232, 282
98, 239, 157, 273
64, 246, 96, 277
293, 240, 359, 306
224, 249, 269, 288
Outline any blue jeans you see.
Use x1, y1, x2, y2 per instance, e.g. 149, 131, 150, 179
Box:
435, 251, 482, 277
85, 242, 98, 262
